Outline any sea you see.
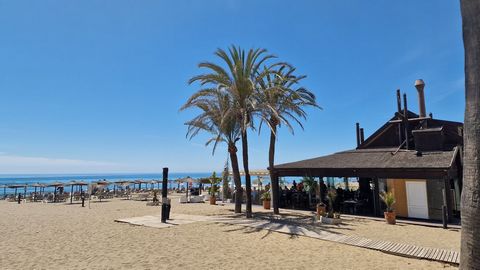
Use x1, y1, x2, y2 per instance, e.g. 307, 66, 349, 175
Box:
0, 173, 211, 195
0, 172, 285, 195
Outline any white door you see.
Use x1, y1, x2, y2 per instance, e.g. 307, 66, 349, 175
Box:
405, 181, 429, 219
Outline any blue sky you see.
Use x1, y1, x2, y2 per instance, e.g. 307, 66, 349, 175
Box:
0, 0, 464, 174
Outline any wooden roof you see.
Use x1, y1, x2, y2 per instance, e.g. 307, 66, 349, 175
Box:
273, 147, 460, 179
359, 111, 462, 150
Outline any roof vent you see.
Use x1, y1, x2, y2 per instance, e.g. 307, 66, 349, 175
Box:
412, 127, 445, 151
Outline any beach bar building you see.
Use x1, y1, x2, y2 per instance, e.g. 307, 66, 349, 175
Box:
271, 81, 463, 223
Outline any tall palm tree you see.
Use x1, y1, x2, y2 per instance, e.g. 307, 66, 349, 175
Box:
257, 64, 320, 214
189, 46, 275, 218
460, 1, 480, 268
180, 88, 243, 213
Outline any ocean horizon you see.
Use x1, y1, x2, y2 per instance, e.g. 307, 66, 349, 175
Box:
0, 172, 281, 195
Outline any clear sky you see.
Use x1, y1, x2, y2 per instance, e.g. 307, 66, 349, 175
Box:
0, 0, 465, 174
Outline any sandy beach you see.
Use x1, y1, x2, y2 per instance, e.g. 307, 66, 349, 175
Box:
0, 197, 459, 270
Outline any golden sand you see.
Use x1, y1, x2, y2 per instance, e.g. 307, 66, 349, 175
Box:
0, 198, 458, 269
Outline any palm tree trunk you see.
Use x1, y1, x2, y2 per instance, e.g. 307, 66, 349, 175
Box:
269, 122, 280, 214
460, 1, 480, 268
241, 130, 252, 218
228, 143, 242, 213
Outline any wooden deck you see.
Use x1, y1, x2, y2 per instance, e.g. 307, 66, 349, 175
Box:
215, 218, 459, 265
116, 213, 459, 265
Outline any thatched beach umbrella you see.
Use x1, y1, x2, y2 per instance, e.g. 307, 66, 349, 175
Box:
7, 184, 27, 197
113, 180, 131, 194
176, 177, 195, 199
153, 179, 163, 190
148, 180, 158, 190
47, 182, 64, 202
94, 180, 110, 186
30, 182, 45, 193
114, 180, 131, 186
133, 179, 149, 190
1, 184, 6, 198
65, 181, 88, 204
29, 183, 46, 201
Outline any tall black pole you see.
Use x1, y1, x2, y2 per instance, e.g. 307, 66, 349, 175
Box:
161, 167, 169, 223
403, 93, 410, 149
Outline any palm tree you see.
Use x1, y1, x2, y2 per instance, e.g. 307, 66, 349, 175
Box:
189, 46, 275, 218
257, 64, 320, 214
460, 1, 480, 268
301, 176, 317, 207
180, 88, 243, 213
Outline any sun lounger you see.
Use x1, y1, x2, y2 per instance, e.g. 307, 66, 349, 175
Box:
189, 195, 205, 203
179, 196, 188, 203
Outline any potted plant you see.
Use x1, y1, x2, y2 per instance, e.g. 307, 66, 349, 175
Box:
208, 172, 221, 205
318, 188, 342, 225
261, 191, 271, 209
316, 202, 326, 216
380, 191, 396, 225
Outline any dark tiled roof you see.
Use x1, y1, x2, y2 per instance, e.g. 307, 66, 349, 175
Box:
274, 147, 458, 170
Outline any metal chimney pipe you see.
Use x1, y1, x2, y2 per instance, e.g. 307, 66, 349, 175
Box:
415, 79, 426, 118
403, 93, 410, 149
356, 123, 361, 147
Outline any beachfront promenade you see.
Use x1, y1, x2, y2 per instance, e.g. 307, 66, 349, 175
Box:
0, 195, 459, 269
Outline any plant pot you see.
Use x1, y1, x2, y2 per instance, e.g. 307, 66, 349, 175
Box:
209, 196, 216, 205
316, 205, 326, 216
384, 211, 396, 225
318, 216, 342, 225
263, 200, 271, 209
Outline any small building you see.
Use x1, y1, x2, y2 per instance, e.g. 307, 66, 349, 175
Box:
272, 81, 463, 223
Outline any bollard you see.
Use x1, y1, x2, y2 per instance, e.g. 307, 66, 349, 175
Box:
81, 191, 85, 207
161, 167, 169, 223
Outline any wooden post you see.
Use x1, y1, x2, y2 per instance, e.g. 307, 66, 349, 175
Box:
70, 185, 74, 204
403, 94, 410, 149
161, 167, 169, 223
319, 177, 325, 203
372, 178, 381, 216
272, 171, 280, 214
396, 89, 403, 146
356, 123, 361, 147
443, 178, 452, 223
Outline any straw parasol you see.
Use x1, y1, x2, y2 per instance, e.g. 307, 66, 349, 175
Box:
46, 182, 64, 202
153, 179, 163, 190
176, 177, 196, 199
7, 184, 27, 196
1, 184, 6, 197
133, 179, 149, 190
112, 180, 132, 194
47, 181, 64, 187
94, 180, 110, 186
176, 177, 195, 183
65, 181, 89, 204
114, 180, 132, 186
29, 183, 46, 196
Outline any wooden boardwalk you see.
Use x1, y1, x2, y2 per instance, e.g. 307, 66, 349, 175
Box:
215, 218, 459, 265
116, 213, 459, 265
